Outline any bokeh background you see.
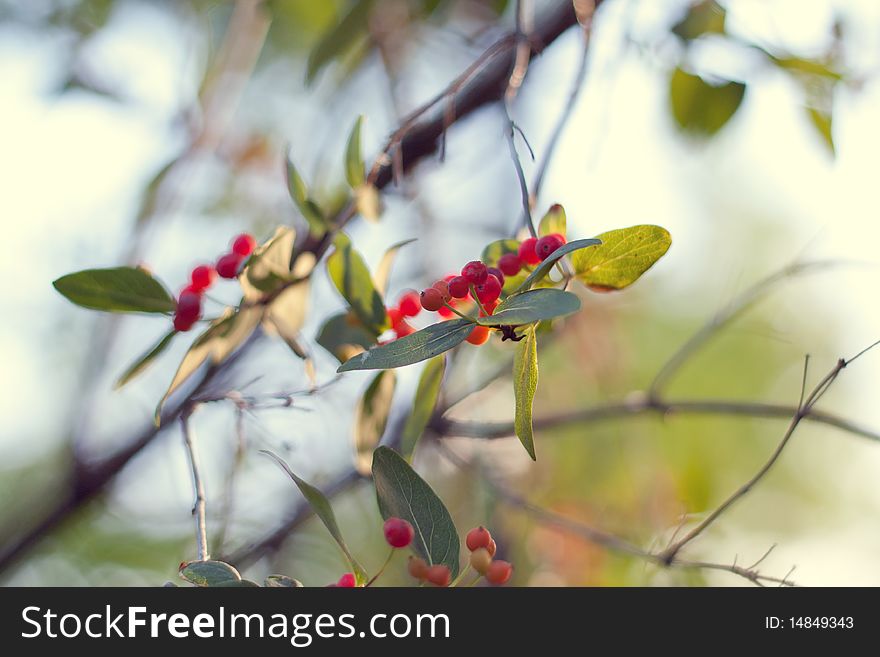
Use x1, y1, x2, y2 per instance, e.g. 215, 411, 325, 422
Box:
2, 0, 880, 586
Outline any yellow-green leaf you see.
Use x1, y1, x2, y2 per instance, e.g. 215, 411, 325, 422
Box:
53, 266, 175, 314
572, 225, 671, 291
807, 107, 835, 156
286, 157, 328, 235
538, 204, 566, 237
327, 233, 388, 335
306, 0, 374, 84
354, 370, 396, 475
670, 68, 745, 136
401, 356, 446, 459
373, 238, 417, 298
513, 326, 538, 460
345, 115, 365, 188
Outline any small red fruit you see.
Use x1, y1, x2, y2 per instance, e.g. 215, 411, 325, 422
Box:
173, 313, 198, 332
485, 560, 513, 585
395, 321, 415, 338
425, 564, 451, 587
337, 573, 357, 587
387, 307, 404, 329
466, 325, 490, 346
419, 287, 444, 312
408, 557, 429, 580
176, 290, 201, 316
487, 539, 497, 557
231, 233, 256, 257
535, 234, 566, 261
518, 238, 541, 265
487, 267, 505, 287
216, 252, 244, 279
474, 274, 502, 304
469, 548, 492, 575
447, 276, 470, 299
498, 252, 522, 276
398, 291, 421, 317
432, 280, 452, 301
189, 265, 216, 291
383, 517, 415, 548
438, 306, 454, 318
481, 299, 498, 315
466, 526, 492, 551
461, 261, 488, 285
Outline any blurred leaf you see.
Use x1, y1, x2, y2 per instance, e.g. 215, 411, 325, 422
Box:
265, 574, 303, 587
671, 0, 726, 41
374, 238, 417, 297
515, 238, 602, 292
669, 68, 745, 136
769, 56, 842, 81
538, 204, 566, 237
807, 107, 835, 156
481, 238, 520, 266
345, 115, 366, 188
317, 312, 378, 362
179, 560, 241, 587
286, 157, 328, 235
338, 319, 474, 372
307, 1, 374, 84
372, 446, 460, 576
327, 232, 388, 334
115, 330, 176, 389
53, 266, 175, 314
355, 183, 381, 222
261, 450, 368, 584
572, 225, 671, 290
401, 356, 446, 459
214, 579, 261, 587
354, 370, 397, 475
241, 227, 296, 299
513, 326, 538, 460
478, 288, 580, 326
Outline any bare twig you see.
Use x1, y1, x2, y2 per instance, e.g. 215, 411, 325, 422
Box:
181, 407, 209, 561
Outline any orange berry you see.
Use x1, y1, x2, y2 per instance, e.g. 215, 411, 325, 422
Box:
425, 564, 451, 587
465, 526, 492, 552
485, 560, 513, 585
408, 556, 429, 580
466, 325, 490, 346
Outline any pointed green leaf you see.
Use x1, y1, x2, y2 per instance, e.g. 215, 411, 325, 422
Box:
338, 319, 473, 372
670, 68, 746, 136
286, 157, 328, 235
306, 0, 374, 84
571, 225, 671, 291
261, 450, 368, 584
327, 233, 388, 335
538, 204, 566, 237
807, 107, 835, 156
372, 446, 460, 576
179, 560, 241, 587
345, 115, 365, 188
317, 312, 378, 362
53, 267, 175, 314
354, 370, 397, 475
115, 330, 176, 389
478, 288, 580, 326
401, 356, 446, 459
373, 238, 417, 297
514, 238, 602, 293
513, 327, 538, 460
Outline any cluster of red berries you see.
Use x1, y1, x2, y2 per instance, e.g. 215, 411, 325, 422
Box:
465, 526, 512, 585
172, 233, 256, 332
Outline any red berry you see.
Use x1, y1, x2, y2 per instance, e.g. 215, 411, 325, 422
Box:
474, 274, 501, 304
518, 238, 541, 265
408, 556, 429, 580
447, 276, 470, 299
387, 307, 404, 329
535, 234, 566, 261
383, 517, 415, 548
231, 233, 256, 257
466, 325, 490, 345
336, 573, 356, 587
176, 290, 202, 317
425, 564, 451, 587
485, 560, 513, 585
395, 321, 415, 338
487, 267, 505, 287
438, 306, 454, 318
189, 265, 216, 291
432, 280, 451, 302
481, 299, 498, 315
419, 287, 444, 312
498, 252, 522, 276
461, 261, 488, 285
487, 539, 497, 557
466, 526, 492, 552
173, 313, 198, 332
216, 252, 244, 279
398, 291, 421, 317
469, 548, 492, 575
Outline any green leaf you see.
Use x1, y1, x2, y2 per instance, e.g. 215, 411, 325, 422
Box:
115, 330, 176, 389
53, 266, 175, 314
538, 204, 566, 237
261, 450, 368, 584
338, 319, 474, 372
669, 68, 746, 136
179, 560, 241, 587
481, 238, 520, 266
317, 312, 378, 362
327, 233, 388, 335
306, 0, 374, 84
515, 238, 602, 293
265, 574, 303, 587
345, 115, 365, 188
213, 579, 260, 587
241, 227, 296, 300
671, 0, 726, 41
478, 288, 581, 326
371, 446, 460, 576
354, 370, 396, 475
572, 225, 671, 291
373, 238, 417, 297
807, 107, 835, 156
769, 56, 842, 81
513, 327, 538, 460
401, 356, 446, 459
286, 157, 328, 235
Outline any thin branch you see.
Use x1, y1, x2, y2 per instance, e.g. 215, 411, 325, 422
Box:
181, 408, 209, 561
